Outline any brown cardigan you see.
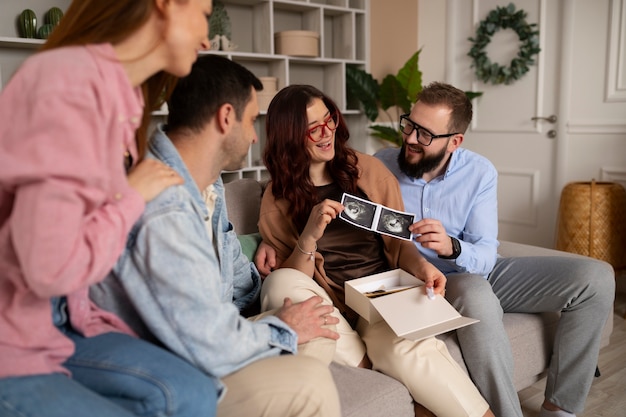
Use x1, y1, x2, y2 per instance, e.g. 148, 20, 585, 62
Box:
259, 152, 417, 315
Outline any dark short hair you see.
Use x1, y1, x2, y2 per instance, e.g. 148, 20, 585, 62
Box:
417, 82, 473, 134
167, 55, 263, 133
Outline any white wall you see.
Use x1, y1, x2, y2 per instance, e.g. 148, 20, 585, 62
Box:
419, 0, 626, 187
564, 0, 626, 189
418, 0, 626, 245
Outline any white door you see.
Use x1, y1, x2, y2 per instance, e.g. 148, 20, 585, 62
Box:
445, 0, 563, 247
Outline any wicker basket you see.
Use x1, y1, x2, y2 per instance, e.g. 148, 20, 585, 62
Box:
555, 180, 626, 269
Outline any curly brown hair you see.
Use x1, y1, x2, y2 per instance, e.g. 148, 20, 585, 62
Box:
263, 85, 359, 230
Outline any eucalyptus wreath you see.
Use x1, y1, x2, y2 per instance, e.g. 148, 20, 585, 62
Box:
467, 3, 541, 85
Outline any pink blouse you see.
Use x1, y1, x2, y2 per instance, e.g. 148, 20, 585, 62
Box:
0, 44, 145, 378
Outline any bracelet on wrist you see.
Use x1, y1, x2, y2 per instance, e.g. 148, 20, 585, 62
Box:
296, 240, 317, 262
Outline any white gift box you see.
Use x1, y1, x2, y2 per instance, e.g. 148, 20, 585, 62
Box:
345, 269, 479, 342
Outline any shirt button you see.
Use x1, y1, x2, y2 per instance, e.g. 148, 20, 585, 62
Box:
114, 193, 122, 200
131, 116, 140, 124
118, 115, 125, 122
424, 208, 430, 212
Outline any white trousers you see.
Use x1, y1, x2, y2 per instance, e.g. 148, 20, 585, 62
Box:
261, 268, 489, 417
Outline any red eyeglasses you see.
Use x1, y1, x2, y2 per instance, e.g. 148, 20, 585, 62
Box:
307, 113, 339, 142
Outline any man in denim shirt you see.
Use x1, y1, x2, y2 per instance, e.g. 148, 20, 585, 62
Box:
93, 55, 341, 417
375, 82, 614, 417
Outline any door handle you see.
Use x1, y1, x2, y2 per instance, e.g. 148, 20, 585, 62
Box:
531, 115, 557, 123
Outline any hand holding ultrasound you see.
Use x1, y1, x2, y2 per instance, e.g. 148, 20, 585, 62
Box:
339, 193, 415, 241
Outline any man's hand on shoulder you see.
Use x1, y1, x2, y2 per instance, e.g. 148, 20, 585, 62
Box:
275, 296, 339, 344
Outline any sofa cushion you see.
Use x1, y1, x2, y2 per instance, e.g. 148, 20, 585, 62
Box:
237, 232, 262, 261
329, 362, 413, 417
225, 178, 264, 235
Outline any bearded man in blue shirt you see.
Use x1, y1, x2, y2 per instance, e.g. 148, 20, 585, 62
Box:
375, 82, 614, 417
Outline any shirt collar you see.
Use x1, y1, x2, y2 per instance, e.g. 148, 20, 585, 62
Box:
88, 43, 144, 154
392, 147, 464, 184
89, 43, 144, 121
444, 149, 464, 178
438, 150, 457, 179
148, 124, 215, 217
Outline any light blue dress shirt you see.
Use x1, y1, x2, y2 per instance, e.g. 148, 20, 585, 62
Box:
375, 147, 499, 277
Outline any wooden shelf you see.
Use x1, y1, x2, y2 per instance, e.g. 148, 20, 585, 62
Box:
0, 36, 44, 49
216, 0, 369, 181
0, 1, 370, 183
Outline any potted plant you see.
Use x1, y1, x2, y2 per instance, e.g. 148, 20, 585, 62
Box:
209, 1, 235, 51
346, 50, 482, 146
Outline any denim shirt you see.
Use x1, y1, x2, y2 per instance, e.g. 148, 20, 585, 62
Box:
96, 126, 297, 382
375, 147, 499, 277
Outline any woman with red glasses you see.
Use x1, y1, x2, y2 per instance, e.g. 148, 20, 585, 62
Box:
257, 84, 494, 417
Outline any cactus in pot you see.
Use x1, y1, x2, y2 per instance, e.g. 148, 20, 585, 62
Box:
17, 9, 38, 39
45, 7, 64, 27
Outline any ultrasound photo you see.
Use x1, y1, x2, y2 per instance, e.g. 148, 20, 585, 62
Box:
339, 193, 415, 241
375, 208, 413, 239
340, 195, 376, 227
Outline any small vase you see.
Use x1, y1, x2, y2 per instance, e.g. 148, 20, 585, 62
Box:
17, 9, 37, 39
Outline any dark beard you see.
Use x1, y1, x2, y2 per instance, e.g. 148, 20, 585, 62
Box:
397, 143, 447, 179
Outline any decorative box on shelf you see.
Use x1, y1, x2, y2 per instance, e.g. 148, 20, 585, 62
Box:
258, 76, 278, 111
275, 30, 320, 57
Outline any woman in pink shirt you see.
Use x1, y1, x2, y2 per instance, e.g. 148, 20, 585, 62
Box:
0, 1, 218, 416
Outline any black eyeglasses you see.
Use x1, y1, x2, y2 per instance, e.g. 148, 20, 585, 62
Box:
399, 114, 459, 146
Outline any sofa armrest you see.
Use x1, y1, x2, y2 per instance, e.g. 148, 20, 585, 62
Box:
499, 240, 588, 258
498, 240, 614, 352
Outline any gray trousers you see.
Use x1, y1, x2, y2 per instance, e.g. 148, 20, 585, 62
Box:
445, 256, 615, 417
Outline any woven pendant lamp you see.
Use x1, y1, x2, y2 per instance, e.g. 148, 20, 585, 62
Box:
555, 180, 626, 270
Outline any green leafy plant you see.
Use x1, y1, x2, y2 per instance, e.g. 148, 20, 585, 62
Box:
346, 50, 423, 146
346, 50, 483, 146
209, 1, 232, 41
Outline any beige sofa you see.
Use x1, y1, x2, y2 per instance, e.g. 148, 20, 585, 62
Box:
224, 178, 614, 417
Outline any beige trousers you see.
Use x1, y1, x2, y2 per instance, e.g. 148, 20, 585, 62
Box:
216, 341, 341, 417
262, 268, 489, 417
261, 269, 366, 367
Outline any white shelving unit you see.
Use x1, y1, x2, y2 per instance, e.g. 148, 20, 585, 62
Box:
0, 0, 71, 88
0, 37, 43, 49
0, 0, 370, 183
215, 0, 370, 183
